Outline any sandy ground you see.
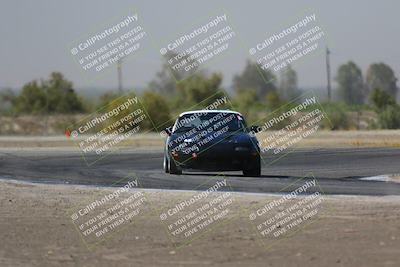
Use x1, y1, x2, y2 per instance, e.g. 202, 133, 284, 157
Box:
0, 130, 400, 150
0, 180, 399, 267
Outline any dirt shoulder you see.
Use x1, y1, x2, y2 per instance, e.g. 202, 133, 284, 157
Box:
0, 180, 399, 267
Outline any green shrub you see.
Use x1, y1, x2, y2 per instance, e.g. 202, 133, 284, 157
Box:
141, 91, 172, 130
320, 103, 352, 130
378, 105, 400, 129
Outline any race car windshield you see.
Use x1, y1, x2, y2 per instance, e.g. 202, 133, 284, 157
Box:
174, 112, 246, 133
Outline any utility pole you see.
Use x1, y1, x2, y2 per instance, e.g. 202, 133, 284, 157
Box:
117, 58, 123, 93
326, 47, 331, 101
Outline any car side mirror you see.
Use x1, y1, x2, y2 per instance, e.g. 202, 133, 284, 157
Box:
249, 125, 261, 134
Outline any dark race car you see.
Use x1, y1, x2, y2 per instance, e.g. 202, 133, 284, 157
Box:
163, 110, 261, 176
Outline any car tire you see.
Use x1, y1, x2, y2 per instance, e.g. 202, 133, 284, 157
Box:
243, 156, 261, 177
169, 157, 182, 175
163, 155, 169, 173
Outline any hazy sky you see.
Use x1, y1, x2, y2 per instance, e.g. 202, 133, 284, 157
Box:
1, 0, 399, 91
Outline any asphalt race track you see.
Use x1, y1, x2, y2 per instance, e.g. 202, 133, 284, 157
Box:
0, 147, 399, 196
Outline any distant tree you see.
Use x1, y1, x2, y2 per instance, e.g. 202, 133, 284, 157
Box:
370, 88, 400, 129
14, 72, 83, 114
233, 60, 277, 100
99, 91, 171, 132
233, 88, 259, 122
60, 89, 84, 113
279, 65, 299, 100
0, 89, 17, 114
366, 63, 398, 100
370, 88, 396, 111
378, 105, 400, 129
149, 51, 198, 97
44, 72, 83, 114
265, 91, 283, 111
176, 73, 227, 108
97, 91, 122, 109
149, 51, 178, 96
14, 81, 47, 114
336, 61, 365, 105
